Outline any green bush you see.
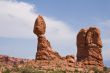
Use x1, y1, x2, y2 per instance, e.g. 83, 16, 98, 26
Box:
2, 69, 11, 73
19, 67, 44, 73
93, 66, 103, 73
103, 66, 108, 71
50, 69, 66, 73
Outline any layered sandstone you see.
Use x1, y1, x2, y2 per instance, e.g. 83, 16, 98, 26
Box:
0, 55, 28, 65
33, 15, 61, 60
77, 27, 103, 67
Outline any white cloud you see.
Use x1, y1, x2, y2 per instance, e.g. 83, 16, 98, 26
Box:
0, 0, 76, 56
0, 0, 37, 38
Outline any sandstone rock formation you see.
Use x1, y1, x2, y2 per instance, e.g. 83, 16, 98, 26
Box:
33, 15, 46, 36
65, 55, 75, 63
33, 15, 103, 70
33, 15, 61, 60
0, 55, 28, 65
77, 27, 103, 67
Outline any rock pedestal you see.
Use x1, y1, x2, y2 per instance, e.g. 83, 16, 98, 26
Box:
77, 27, 103, 67
33, 15, 61, 60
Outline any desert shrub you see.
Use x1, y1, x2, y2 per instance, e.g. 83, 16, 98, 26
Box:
19, 67, 44, 73
103, 66, 108, 71
93, 66, 103, 73
2, 68, 11, 73
50, 69, 66, 73
74, 67, 79, 73
103, 66, 110, 73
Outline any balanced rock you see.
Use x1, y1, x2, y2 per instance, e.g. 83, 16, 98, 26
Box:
34, 15, 61, 60
33, 15, 46, 36
77, 27, 103, 67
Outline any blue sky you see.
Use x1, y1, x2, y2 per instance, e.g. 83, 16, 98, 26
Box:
0, 0, 110, 67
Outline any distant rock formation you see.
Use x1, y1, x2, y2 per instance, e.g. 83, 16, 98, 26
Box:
0, 55, 28, 65
77, 27, 103, 67
33, 15, 61, 60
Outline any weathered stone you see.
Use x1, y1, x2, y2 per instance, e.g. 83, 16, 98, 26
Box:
33, 15, 46, 36
66, 55, 75, 63
77, 29, 88, 61
86, 27, 102, 48
77, 27, 103, 67
36, 36, 61, 60
34, 15, 61, 60
77, 29, 87, 49
0, 55, 28, 64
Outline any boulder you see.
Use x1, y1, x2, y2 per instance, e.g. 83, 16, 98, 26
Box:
33, 15, 46, 36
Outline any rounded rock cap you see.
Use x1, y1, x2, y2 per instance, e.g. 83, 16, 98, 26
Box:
33, 15, 46, 36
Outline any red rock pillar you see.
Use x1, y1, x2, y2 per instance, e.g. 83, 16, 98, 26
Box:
77, 27, 103, 67
33, 15, 61, 60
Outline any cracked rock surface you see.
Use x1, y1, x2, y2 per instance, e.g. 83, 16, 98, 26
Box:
77, 27, 103, 67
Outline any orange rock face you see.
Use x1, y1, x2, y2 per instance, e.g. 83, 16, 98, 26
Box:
77, 27, 103, 67
34, 15, 61, 60
0, 55, 28, 65
65, 55, 75, 63
33, 15, 46, 36
36, 35, 61, 60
